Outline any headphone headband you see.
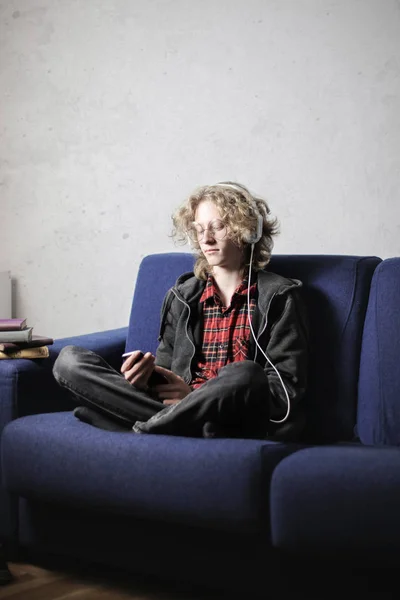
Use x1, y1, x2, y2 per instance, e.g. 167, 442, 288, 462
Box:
214, 182, 246, 193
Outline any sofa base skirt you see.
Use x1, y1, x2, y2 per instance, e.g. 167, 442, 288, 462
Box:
16, 497, 277, 595
15, 497, 400, 598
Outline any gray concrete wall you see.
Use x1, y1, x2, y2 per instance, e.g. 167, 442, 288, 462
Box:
1, 0, 399, 337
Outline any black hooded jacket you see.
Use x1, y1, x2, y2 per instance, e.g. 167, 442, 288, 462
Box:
155, 269, 309, 439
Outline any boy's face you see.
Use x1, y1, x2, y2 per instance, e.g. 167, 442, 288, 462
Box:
194, 200, 244, 272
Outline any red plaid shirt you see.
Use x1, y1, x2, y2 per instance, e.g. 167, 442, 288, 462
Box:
190, 276, 257, 389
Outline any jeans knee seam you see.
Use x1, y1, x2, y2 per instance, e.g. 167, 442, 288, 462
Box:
55, 373, 133, 422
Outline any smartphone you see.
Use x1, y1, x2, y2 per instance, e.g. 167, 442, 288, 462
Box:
147, 370, 168, 386
122, 350, 144, 360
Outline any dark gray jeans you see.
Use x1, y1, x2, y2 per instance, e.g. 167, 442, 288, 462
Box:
53, 346, 270, 438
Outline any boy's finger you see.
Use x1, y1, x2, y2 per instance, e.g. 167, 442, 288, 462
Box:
121, 350, 144, 372
153, 384, 176, 392
157, 390, 178, 400
125, 355, 154, 382
153, 365, 176, 382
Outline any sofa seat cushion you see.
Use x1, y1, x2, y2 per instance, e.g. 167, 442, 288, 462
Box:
2, 412, 300, 535
270, 445, 400, 554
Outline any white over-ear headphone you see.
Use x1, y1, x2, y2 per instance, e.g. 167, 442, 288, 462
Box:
214, 182, 263, 244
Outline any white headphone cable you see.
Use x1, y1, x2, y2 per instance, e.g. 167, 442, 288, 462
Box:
247, 243, 291, 424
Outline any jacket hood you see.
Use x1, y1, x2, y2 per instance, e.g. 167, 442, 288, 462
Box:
172, 269, 302, 314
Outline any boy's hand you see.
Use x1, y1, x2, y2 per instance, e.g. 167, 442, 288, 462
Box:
152, 366, 192, 405
120, 351, 155, 390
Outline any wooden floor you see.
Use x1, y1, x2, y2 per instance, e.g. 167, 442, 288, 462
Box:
3, 561, 400, 600
0, 562, 227, 600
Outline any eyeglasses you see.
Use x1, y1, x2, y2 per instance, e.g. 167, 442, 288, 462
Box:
188, 219, 228, 242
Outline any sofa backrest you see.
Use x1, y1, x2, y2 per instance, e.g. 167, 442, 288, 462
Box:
126, 253, 381, 443
357, 258, 400, 445
126, 253, 195, 357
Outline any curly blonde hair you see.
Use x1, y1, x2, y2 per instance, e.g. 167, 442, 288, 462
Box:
172, 182, 279, 280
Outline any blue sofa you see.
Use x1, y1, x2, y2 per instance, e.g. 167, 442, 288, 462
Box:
270, 257, 400, 561
2, 251, 398, 594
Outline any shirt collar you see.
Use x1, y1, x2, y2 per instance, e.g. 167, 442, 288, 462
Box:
200, 275, 257, 304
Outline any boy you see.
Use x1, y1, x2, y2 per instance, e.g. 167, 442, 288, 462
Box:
53, 182, 309, 440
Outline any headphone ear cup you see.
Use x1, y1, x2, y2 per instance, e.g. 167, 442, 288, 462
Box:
242, 231, 251, 244
243, 214, 263, 244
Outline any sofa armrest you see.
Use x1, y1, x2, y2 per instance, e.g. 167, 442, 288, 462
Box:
50, 327, 128, 367
0, 327, 128, 429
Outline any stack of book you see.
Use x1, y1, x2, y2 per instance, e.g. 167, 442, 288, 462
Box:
0, 318, 53, 360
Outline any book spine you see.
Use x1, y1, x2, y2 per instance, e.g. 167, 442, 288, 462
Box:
0, 319, 26, 331
0, 346, 49, 359
0, 328, 33, 343
0, 338, 54, 351
0, 343, 19, 351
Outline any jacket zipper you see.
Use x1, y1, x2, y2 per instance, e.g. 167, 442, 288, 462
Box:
255, 292, 277, 365
171, 288, 196, 383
